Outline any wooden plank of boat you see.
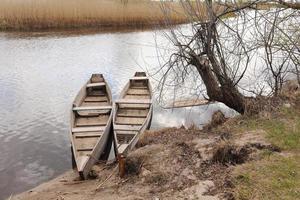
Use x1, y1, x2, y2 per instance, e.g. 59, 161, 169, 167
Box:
118, 104, 150, 109
73, 105, 112, 111
114, 124, 141, 131
86, 82, 105, 88
70, 74, 113, 180
89, 90, 106, 96
115, 131, 137, 136
81, 101, 110, 107
84, 96, 108, 102
124, 94, 150, 99
75, 115, 109, 127
117, 109, 148, 118
115, 116, 145, 125
115, 99, 151, 104
72, 126, 106, 133
127, 89, 150, 95
130, 77, 148, 81
74, 137, 98, 150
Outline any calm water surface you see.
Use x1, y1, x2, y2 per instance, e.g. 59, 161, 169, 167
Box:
0, 29, 235, 199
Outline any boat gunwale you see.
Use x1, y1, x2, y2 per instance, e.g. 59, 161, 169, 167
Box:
113, 73, 153, 155
69, 74, 113, 179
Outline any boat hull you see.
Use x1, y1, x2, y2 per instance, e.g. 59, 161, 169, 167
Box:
113, 72, 153, 156
70, 74, 113, 179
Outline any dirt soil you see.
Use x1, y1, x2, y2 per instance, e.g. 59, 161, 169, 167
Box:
11, 120, 279, 200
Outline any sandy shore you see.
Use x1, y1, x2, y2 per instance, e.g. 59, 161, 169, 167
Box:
12, 168, 219, 200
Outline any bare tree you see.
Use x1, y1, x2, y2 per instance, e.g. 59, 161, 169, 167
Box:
156, 0, 300, 114
255, 8, 290, 95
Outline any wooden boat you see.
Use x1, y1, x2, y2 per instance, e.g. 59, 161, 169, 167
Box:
70, 74, 113, 179
113, 72, 153, 156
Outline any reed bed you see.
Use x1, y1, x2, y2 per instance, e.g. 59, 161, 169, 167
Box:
0, 0, 189, 30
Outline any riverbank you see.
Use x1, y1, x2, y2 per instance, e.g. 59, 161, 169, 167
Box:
0, 0, 188, 31
10, 81, 300, 200
0, 0, 242, 31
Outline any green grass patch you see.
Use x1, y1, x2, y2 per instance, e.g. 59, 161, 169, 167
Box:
230, 107, 300, 151
231, 105, 300, 199
233, 154, 300, 200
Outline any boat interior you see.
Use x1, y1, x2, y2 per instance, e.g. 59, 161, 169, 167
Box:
114, 72, 152, 153
72, 74, 112, 159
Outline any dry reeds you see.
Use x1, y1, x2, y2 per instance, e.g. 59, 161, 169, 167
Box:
0, 0, 188, 30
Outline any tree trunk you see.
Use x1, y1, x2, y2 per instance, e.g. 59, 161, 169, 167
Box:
191, 55, 246, 114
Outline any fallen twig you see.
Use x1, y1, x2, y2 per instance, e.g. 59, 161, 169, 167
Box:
95, 165, 118, 191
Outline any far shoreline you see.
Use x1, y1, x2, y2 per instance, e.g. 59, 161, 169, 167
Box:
0, 23, 185, 37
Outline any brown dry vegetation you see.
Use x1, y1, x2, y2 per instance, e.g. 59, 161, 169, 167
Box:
0, 0, 189, 30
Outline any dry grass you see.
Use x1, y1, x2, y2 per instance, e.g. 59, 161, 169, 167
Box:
0, 0, 189, 30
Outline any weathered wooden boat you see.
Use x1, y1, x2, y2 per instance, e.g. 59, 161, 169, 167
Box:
70, 74, 113, 179
113, 72, 153, 157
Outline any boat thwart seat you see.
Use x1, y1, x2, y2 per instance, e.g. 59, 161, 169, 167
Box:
115, 99, 151, 104
130, 77, 148, 81
73, 105, 112, 111
86, 82, 105, 88
114, 124, 141, 131
72, 126, 106, 133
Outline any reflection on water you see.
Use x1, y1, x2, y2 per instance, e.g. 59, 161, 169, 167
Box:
0, 29, 235, 199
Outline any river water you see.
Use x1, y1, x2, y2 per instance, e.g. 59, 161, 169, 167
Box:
0, 29, 236, 199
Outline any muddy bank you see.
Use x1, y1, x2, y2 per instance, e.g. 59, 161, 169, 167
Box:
11, 125, 279, 200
